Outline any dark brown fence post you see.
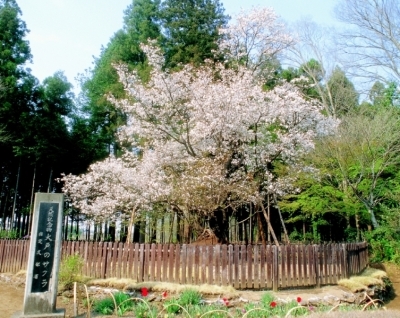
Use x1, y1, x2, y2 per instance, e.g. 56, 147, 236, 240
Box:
342, 243, 348, 278
139, 243, 145, 282
272, 245, 278, 291
228, 244, 233, 286
314, 244, 320, 288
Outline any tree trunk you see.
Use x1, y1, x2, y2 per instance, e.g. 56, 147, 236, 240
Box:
28, 164, 36, 235
355, 213, 360, 241
11, 159, 21, 229
361, 200, 379, 229
47, 167, 53, 193
0, 176, 5, 224
64, 215, 69, 240
75, 216, 79, 240
257, 211, 266, 246
1, 188, 8, 230
267, 199, 271, 243
126, 208, 136, 243
108, 222, 115, 241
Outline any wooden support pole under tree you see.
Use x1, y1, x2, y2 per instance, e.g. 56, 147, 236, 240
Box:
273, 194, 290, 244
260, 204, 279, 246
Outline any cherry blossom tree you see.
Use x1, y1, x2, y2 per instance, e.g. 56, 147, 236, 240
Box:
62, 8, 337, 243
218, 6, 294, 77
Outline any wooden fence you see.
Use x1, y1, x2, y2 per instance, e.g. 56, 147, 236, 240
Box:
0, 240, 368, 290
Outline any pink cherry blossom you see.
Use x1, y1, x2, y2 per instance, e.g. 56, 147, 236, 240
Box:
61, 8, 337, 232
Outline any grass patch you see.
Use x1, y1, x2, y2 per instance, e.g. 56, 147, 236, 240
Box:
87, 278, 239, 298
338, 267, 389, 293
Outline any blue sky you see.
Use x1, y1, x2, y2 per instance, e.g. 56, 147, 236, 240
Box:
17, 0, 338, 93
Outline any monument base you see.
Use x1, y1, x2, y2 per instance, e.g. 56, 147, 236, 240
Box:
11, 308, 65, 318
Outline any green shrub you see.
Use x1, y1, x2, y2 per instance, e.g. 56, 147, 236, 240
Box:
113, 292, 134, 315
132, 300, 157, 318
164, 298, 181, 314
365, 226, 400, 264
58, 254, 84, 289
0, 229, 20, 239
260, 292, 275, 308
94, 292, 134, 316
94, 297, 114, 315
179, 289, 202, 306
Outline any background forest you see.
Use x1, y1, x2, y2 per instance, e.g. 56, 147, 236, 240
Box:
0, 0, 399, 264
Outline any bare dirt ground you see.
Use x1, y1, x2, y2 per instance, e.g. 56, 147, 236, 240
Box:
2, 265, 400, 318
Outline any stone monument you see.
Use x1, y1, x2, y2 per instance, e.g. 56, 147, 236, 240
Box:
13, 193, 65, 318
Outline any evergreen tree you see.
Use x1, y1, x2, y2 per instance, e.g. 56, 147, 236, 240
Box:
0, 0, 31, 84
81, 0, 228, 163
0, 0, 34, 230
0, 0, 32, 146
369, 81, 386, 106
325, 67, 359, 116
160, 0, 228, 68
81, 0, 161, 158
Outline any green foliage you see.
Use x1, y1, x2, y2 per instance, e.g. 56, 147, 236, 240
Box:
163, 290, 203, 315
80, 0, 229, 163
94, 292, 135, 316
58, 254, 84, 289
80, 0, 162, 160
160, 0, 228, 69
325, 66, 359, 116
164, 298, 181, 314
279, 59, 323, 101
0, 229, 20, 239
365, 226, 400, 264
179, 289, 202, 306
244, 293, 309, 317
131, 299, 157, 318
190, 305, 228, 318
343, 227, 358, 242
94, 297, 115, 315
114, 292, 134, 316
0, 0, 31, 80
369, 82, 400, 108
288, 229, 304, 242
260, 292, 275, 307
41, 71, 74, 116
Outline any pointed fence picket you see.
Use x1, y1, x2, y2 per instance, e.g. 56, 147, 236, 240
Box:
0, 240, 368, 290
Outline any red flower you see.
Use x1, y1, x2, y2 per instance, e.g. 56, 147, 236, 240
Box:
297, 297, 302, 303
270, 301, 277, 308
162, 291, 168, 298
141, 287, 148, 297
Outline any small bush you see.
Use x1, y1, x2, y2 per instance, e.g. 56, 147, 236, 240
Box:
260, 292, 275, 308
364, 226, 400, 264
94, 292, 134, 316
58, 254, 84, 290
0, 229, 20, 239
114, 292, 134, 315
179, 289, 202, 306
94, 297, 114, 315
164, 298, 181, 314
132, 300, 157, 318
